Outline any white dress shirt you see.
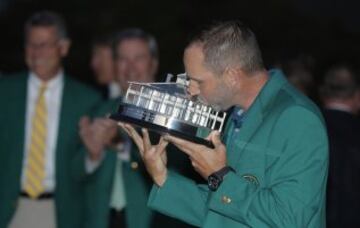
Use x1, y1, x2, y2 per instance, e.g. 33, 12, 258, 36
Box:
85, 135, 131, 211
21, 71, 64, 192
108, 81, 122, 99
326, 102, 353, 113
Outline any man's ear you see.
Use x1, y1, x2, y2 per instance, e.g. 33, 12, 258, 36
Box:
59, 39, 71, 57
223, 67, 241, 88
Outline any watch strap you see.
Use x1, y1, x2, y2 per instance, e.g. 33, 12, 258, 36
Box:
214, 166, 235, 180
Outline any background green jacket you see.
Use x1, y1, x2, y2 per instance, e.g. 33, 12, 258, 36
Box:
147, 69, 329, 228
72, 99, 153, 228
0, 72, 102, 228
73, 99, 198, 228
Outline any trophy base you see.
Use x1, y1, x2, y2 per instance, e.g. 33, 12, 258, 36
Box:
109, 104, 214, 148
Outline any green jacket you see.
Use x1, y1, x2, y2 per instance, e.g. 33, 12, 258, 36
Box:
72, 99, 153, 228
0, 72, 102, 228
147, 69, 329, 227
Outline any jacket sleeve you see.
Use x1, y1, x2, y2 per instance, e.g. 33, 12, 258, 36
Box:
71, 99, 116, 181
71, 147, 88, 181
148, 171, 210, 227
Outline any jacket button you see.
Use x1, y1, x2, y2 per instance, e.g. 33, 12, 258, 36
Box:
221, 196, 232, 204
131, 161, 138, 170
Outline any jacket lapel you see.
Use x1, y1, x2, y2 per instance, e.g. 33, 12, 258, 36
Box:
228, 70, 288, 165
226, 101, 263, 165
55, 76, 73, 181
12, 73, 28, 183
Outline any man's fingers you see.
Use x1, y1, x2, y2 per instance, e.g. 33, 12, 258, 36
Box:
103, 119, 117, 128
118, 123, 143, 152
79, 117, 93, 139
164, 135, 187, 147
118, 122, 132, 136
210, 131, 223, 149
164, 135, 195, 156
93, 118, 117, 130
124, 124, 144, 153
154, 137, 169, 157
123, 123, 137, 137
205, 133, 211, 141
79, 127, 89, 138
189, 156, 197, 168
142, 128, 152, 152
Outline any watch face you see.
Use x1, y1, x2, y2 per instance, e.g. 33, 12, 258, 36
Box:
208, 175, 221, 191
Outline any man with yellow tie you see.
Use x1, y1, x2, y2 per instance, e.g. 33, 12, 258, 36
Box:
0, 11, 101, 228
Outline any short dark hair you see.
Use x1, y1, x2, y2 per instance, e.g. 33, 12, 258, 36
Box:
24, 10, 68, 40
92, 33, 115, 49
189, 20, 264, 75
320, 65, 359, 99
113, 28, 158, 59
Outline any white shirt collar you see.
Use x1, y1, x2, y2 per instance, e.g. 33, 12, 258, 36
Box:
326, 102, 353, 113
108, 81, 122, 98
29, 70, 64, 90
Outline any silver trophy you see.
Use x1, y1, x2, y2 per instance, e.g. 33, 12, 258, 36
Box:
109, 73, 227, 148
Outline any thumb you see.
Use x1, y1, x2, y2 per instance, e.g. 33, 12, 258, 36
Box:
210, 131, 222, 149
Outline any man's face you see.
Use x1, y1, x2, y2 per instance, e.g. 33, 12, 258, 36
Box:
114, 38, 158, 91
184, 45, 233, 111
91, 45, 115, 85
25, 26, 69, 81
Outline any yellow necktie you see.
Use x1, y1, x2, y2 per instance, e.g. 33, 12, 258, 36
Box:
24, 84, 47, 199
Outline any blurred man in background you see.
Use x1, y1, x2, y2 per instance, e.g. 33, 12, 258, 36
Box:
320, 65, 360, 228
90, 34, 120, 99
77, 28, 158, 228
0, 11, 101, 228
77, 28, 196, 228
113, 28, 158, 92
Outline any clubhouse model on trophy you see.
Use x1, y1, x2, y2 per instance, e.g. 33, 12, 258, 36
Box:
109, 73, 227, 148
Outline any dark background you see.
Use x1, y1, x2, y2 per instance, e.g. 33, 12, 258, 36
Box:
1, 0, 360, 86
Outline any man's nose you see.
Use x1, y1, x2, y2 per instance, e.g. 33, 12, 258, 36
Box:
187, 82, 200, 97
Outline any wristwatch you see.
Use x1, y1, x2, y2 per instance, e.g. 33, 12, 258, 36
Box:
208, 166, 235, 191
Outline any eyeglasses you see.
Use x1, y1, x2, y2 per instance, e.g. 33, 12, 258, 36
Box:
26, 40, 60, 50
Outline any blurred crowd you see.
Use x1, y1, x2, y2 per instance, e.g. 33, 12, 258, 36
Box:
0, 10, 359, 228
